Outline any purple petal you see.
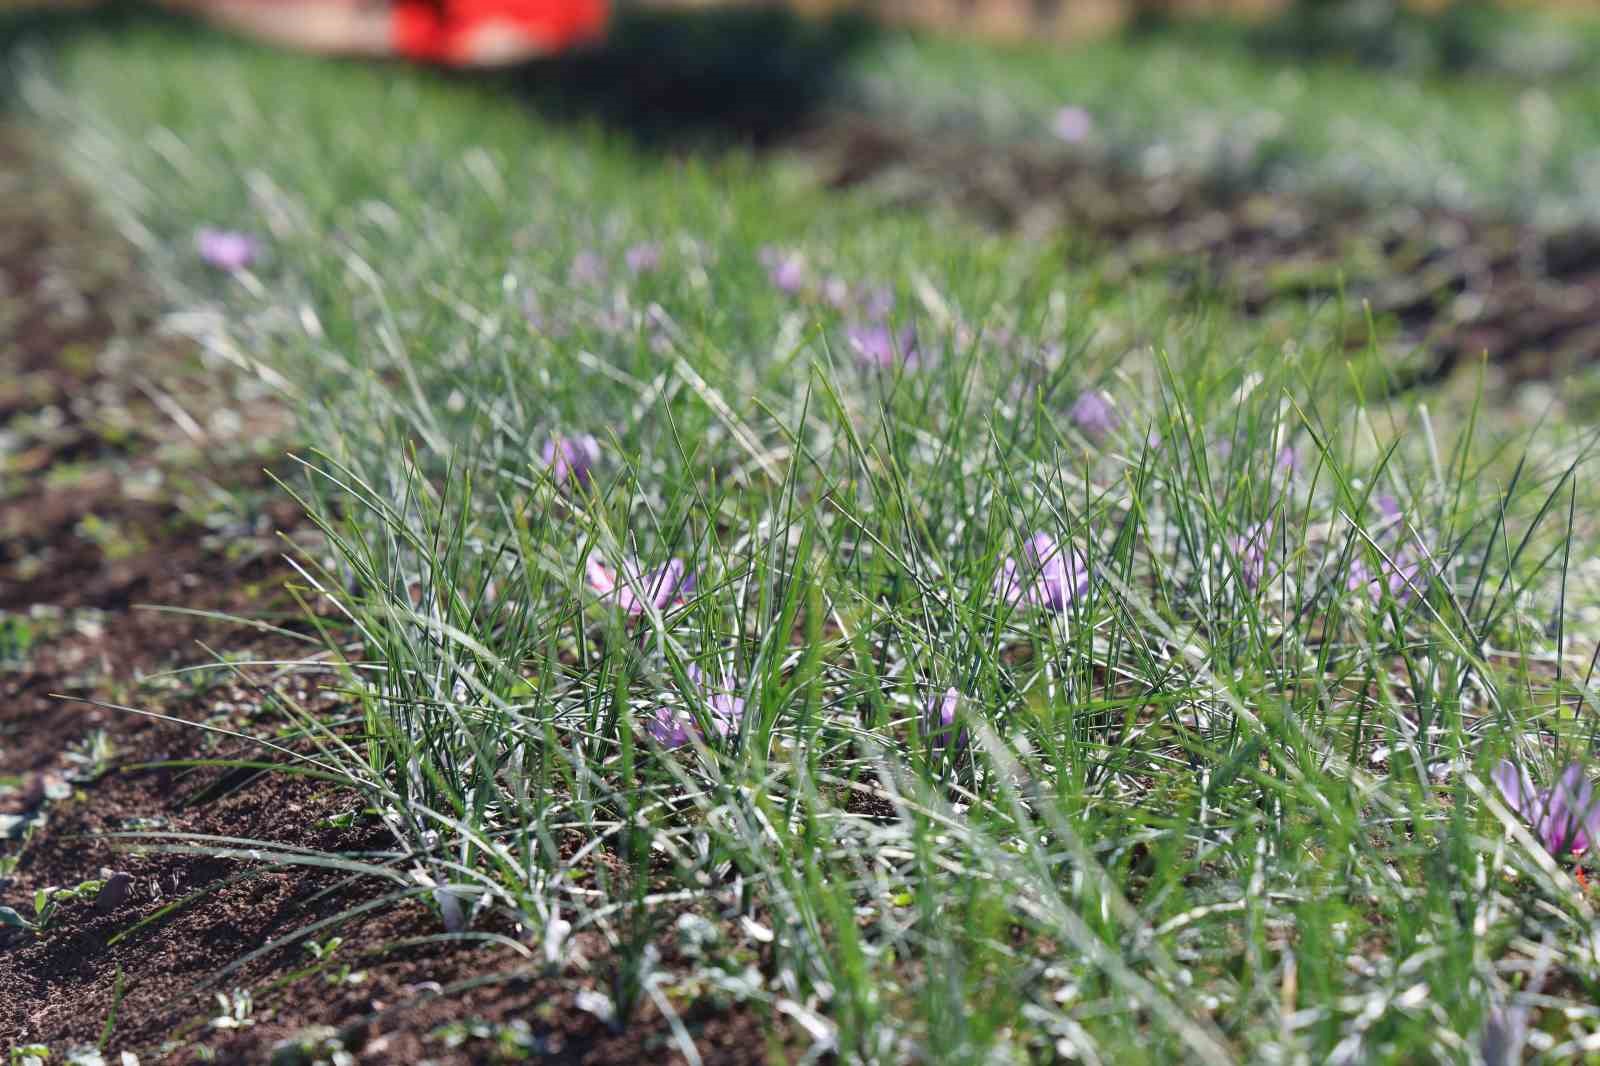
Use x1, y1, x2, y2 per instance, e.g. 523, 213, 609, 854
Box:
1492, 759, 1539, 818
848, 323, 919, 369
1051, 105, 1094, 144
996, 533, 1090, 612
541, 434, 600, 488
195, 228, 259, 272
647, 706, 694, 748
924, 686, 964, 753
1069, 390, 1119, 437
625, 242, 662, 275
759, 246, 807, 294
569, 250, 606, 286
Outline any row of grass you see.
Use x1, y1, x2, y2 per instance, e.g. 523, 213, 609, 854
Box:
10, 11, 1600, 1064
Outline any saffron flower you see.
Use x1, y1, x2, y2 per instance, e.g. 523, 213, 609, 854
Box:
1492, 760, 1600, 857
541, 434, 600, 488
646, 705, 696, 749
1051, 105, 1094, 144
860, 285, 896, 322
586, 556, 693, 616
1228, 520, 1276, 590
625, 242, 662, 275
924, 686, 965, 755
687, 665, 746, 738
1069, 389, 1119, 437
848, 323, 920, 369
759, 246, 807, 294
195, 228, 260, 272
1347, 546, 1423, 605
646, 665, 746, 749
995, 533, 1090, 612
569, 250, 605, 286
821, 276, 852, 310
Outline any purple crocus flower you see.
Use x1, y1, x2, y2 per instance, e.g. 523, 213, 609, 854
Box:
1492, 760, 1600, 857
860, 285, 896, 322
541, 434, 600, 488
1228, 520, 1275, 590
995, 533, 1090, 612
1276, 445, 1299, 475
848, 323, 919, 369
759, 246, 807, 294
625, 242, 662, 275
1347, 547, 1423, 605
195, 228, 260, 272
687, 665, 746, 738
569, 250, 606, 286
646, 705, 696, 749
1069, 390, 1119, 437
586, 556, 693, 616
647, 665, 746, 748
821, 276, 853, 310
1051, 105, 1094, 144
924, 686, 966, 755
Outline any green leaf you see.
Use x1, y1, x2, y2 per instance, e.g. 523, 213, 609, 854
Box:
0, 905, 35, 930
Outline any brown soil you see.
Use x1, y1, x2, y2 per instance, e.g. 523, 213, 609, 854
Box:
0, 127, 782, 1064
809, 117, 1600, 387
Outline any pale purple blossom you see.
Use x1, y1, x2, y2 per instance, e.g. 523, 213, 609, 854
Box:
646, 665, 746, 748
1051, 105, 1095, 144
541, 434, 600, 488
995, 533, 1090, 612
1492, 760, 1600, 857
569, 250, 606, 286
848, 323, 920, 369
625, 242, 662, 275
759, 246, 807, 294
860, 285, 895, 322
687, 665, 746, 738
1276, 445, 1299, 474
924, 686, 965, 755
586, 556, 693, 616
1347, 546, 1423, 605
195, 228, 260, 272
821, 276, 852, 310
1228, 520, 1276, 590
1069, 390, 1119, 437
646, 705, 696, 749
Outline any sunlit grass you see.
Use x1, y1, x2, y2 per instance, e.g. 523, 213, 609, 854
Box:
12, 13, 1600, 1063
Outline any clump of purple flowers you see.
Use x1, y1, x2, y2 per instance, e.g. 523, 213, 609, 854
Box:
646, 664, 746, 748
995, 533, 1090, 612
1069, 389, 1119, 437
541, 434, 600, 489
195, 228, 260, 273
1492, 760, 1600, 858
848, 323, 920, 370
586, 556, 693, 616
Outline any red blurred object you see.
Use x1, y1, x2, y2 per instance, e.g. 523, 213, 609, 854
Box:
392, 0, 609, 63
